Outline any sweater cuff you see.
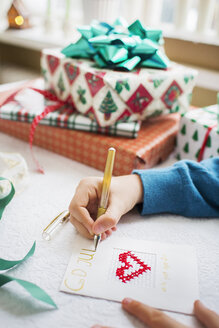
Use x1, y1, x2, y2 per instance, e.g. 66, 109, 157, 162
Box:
133, 167, 185, 216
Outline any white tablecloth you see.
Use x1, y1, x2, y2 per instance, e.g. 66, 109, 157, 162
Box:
0, 132, 218, 328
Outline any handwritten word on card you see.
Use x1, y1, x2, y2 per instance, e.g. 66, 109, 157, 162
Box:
60, 235, 199, 315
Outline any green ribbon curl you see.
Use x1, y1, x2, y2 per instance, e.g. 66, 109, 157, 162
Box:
0, 242, 36, 270
0, 274, 57, 308
61, 19, 170, 71
0, 177, 15, 220
0, 178, 57, 308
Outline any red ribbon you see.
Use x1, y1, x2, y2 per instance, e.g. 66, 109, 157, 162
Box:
29, 103, 61, 173
29, 88, 72, 173
1, 86, 72, 174
197, 124, 217, 162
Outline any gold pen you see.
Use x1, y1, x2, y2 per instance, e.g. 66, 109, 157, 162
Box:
94, 147, 116, 251
42, 148, 116, 246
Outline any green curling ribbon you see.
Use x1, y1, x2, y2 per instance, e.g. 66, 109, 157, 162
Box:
0, 242, 36, 270
0, 177, 15, 220
0, 241, 57, 308
61, 19, 170, 71
0, 179, 57, 308
0, 274, 57, 308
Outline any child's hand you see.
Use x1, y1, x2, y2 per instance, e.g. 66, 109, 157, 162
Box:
92, 299, 219, 328
69, 174, 143, 240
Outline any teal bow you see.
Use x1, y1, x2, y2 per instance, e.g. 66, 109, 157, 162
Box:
62, 19, 170, 71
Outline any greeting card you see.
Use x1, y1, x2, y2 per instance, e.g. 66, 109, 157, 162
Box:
60, 235, 199, 314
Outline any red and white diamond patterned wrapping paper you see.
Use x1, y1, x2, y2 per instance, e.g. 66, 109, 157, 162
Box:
41, 49, 197, 128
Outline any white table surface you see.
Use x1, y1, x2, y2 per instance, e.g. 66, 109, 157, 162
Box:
0, 132, 219, 328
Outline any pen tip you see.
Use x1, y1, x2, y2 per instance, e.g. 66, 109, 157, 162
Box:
94, 234, 101, 251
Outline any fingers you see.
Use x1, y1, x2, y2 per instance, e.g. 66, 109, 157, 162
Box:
70, 217, 93, 239
105, 229, 112, 237
194, 300, 219, 328
100, 232, 107, 241
122, 298, 187, 328
92, 203, 122, 235
69, 177, 120, 239
69, 179, 100, 235
71, 216, 113, 241
69, 206, 94, 235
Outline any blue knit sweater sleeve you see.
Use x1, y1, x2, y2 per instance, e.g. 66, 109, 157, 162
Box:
133, 157, 219, 218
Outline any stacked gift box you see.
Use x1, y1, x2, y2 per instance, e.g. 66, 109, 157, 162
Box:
0, 113, 179, 176
176, 103, 219, 162
0, 79, 141, 138
0, 19, 199, 175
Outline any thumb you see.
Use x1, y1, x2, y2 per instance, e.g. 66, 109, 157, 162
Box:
194, 300, 219, 328
122, 298, 187, 327
92, 205, 122, 235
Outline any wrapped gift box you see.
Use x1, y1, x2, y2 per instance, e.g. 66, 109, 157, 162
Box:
0, 79, 140, 138
176, 105, 219, 161
41, 48, 197, 127
0, 114, 180, 176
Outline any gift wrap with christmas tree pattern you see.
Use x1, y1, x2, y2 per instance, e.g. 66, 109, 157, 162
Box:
0, 79, 140, 138
176, 105, 219, 161
41, 49, 197, 128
